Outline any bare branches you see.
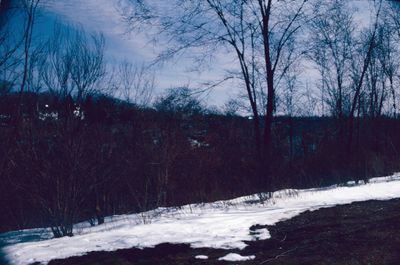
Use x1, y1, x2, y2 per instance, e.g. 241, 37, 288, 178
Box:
122, 0, 313, 162
41, 25, 106, 102
308, 0, 355, 118
70, 30, 105, 103
115, 61, 154, 107
19, 0, 40, 96
349, 0, 382, 119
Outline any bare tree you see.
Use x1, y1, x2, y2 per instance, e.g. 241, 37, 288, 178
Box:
308, 0, 383, 153
381, 4, 400, 117
250, 0, 310, 160
116, 61, 154, 107
70, 30, 105, 103
281, 66, 302, 161
154, 86, 203, 115
11, 23, 109, 237
346, 0, 383, 153
41, 25, 106, 103
223, 97, 244, 116
41, 25, 75, 100
0, 1, 21, 74
122, 1, 264, 155
363, 25, 388, 118
389, 1, 400, 38
17, 0, 40, 119
308, 0, 355, 118
123, 0, 312, 165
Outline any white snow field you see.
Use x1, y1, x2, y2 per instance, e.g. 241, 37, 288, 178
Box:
2, 173, 400, 265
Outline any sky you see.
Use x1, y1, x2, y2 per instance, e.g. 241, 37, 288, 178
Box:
12, 0, 381, 110
35, 0, 234, 107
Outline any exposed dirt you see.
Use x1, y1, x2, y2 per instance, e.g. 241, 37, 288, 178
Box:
47, 199, 400, 265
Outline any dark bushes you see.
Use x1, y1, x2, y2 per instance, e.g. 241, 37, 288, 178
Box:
1, 92, 400, 235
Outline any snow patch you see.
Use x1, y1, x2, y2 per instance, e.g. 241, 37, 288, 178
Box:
2, 173, 400, 265
218, 253, 255, 261
251, 228, 270, 240
195, 255, 208, 259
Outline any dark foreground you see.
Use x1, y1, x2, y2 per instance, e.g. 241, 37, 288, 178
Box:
48, 199, 400, 265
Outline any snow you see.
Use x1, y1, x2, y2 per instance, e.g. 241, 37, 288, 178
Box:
2, 173, 400, 265
218, 253, 255, 261
195, 255, 208, 260
251, 227, 270, 240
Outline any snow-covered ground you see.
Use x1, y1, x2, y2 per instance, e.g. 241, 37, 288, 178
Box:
2, 173, 400, 265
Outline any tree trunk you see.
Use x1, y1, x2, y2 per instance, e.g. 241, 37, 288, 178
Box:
260, 0, 274, 164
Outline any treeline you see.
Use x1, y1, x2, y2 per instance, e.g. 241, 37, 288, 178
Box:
1, 89, 400, 235
0, 89, 256, 234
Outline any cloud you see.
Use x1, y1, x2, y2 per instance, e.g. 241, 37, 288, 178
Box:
42, 0, 154, 62
40, 1, 221, 90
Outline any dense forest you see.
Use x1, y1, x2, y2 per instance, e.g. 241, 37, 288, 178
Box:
2, 0, 400, 239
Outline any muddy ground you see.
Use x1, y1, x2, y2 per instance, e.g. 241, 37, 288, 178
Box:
47, 199, 400, 265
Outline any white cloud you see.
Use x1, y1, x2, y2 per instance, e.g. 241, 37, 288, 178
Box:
42, 0, 154, 62
40, 1, 229, 96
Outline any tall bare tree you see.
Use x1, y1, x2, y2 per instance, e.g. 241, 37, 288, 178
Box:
41, 25, 105, 102
70, 30, 105, 103
308, 0, 355, 118
18, 0, 40, 118
343, 0, 382, 155
123, 0, 312, 165
15, 23, 109, 237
